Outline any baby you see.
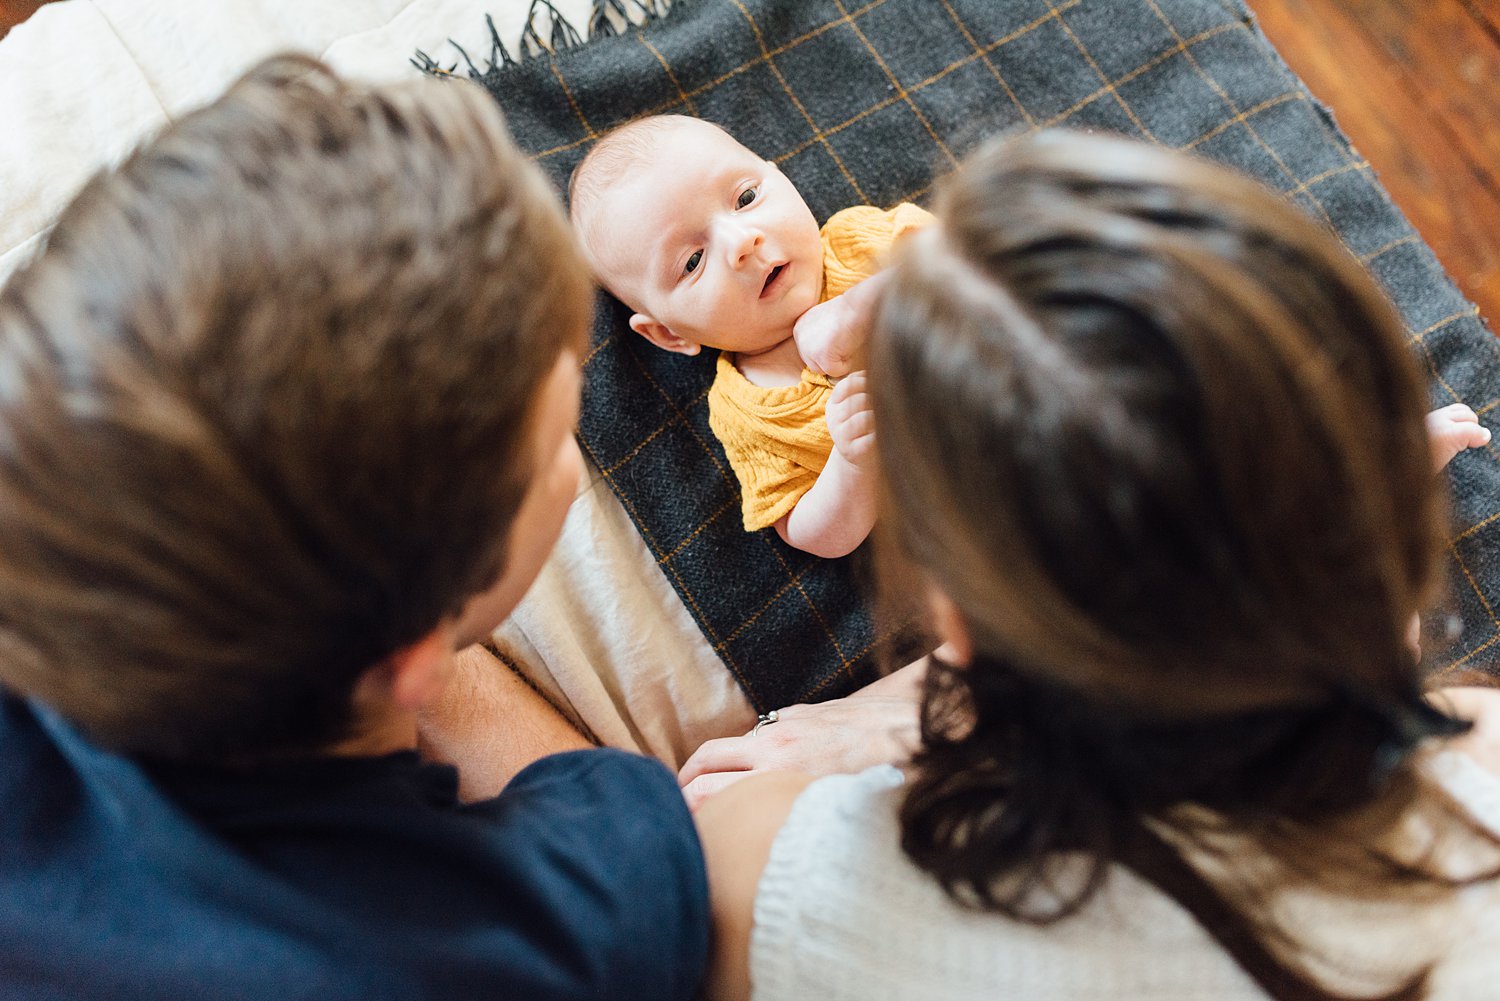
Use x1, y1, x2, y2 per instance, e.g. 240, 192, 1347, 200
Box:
571, 115, 1493, 565
569, 115, 930, 558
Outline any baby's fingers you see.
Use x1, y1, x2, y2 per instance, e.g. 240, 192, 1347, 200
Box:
829, 370, 868, 402
1427, 405, 1492, 472
828, 372, 872, 420
837, 410, 876, 442
1429, 402, 1479, 425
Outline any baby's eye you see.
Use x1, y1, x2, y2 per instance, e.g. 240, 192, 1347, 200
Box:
684, 250, 703, 275
736, 186, 759, 210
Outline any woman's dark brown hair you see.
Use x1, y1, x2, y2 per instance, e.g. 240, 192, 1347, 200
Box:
0, 56, 590, 760
871, 130, 1494, 1001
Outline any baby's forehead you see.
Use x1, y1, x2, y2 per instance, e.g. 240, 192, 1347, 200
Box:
574, 118, 761, 287
580, 120, 753, 228
598, 118, 753, 189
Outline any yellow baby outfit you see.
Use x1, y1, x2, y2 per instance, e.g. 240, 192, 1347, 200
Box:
707, 202, 933, 532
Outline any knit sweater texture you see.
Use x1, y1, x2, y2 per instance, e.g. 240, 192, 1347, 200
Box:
750, 754, 1500, 1000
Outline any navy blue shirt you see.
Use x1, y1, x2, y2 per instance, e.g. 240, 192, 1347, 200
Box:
0, 694, 708, 1000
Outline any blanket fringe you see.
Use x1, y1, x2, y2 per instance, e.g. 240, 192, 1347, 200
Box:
412, 0, 685, 78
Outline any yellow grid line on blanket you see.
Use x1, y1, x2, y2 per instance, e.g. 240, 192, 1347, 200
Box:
1448, 537, 1500, 631
638, 33, 699, 117
530, 0, 1078, 163
1143, 0, 1359, 260
658, 497, 741, 564
600, 384, 715, 477
731, 0, 868, 202
1407, 307, 1483, 347
1036, 22, 1242, 130
934, 0, 1037, 126
716, 563, 821, 648
1281, 160, 1372, 200
1044, 0, 1161, 142
547, 59, 598, 138
1430, 627, 1500, 681
1454, 510, 1500, 545
829, 0, 959, 167
1180, 91, 1304, 151
1360, 234, 1421, 264
762, 534, 853, 669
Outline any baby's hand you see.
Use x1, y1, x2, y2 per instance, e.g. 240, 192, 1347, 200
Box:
794, 294, 866, 378
1427, 403, 1491, 472
825, 371, 875, 467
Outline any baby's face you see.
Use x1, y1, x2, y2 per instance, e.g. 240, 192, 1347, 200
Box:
584, 120, 823, 356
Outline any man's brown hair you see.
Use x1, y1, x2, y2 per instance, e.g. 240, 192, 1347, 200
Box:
0, 55, 590, 760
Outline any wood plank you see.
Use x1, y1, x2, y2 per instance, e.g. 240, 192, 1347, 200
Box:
0, 0, 52, 40
1344, 0, 1500, 193
1461, 0, 1500, 41
1248, 0, 1500, 327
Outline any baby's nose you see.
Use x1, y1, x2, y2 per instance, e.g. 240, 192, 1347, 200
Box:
726, 225, 764, 267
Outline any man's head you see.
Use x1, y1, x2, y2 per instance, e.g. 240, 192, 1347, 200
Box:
0, 56, 591, 761
569, 115, 823, 357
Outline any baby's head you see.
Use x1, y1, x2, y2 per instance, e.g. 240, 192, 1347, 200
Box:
570, 115, 823, 358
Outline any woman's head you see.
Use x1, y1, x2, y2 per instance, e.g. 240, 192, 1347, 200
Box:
871, 132, 1484, 957
875, 129, 1441, 727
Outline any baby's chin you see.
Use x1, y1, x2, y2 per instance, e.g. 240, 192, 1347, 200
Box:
790, 269, 823, 316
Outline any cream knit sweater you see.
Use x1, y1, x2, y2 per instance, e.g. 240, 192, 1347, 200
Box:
751, 754, 1500, 1000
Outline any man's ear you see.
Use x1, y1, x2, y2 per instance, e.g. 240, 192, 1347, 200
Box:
928, 588, 973, 666
363, 627, 455, 712
629, 313, 701, 356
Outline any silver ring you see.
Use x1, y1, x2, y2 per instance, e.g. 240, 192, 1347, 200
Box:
752, 710, 780, 735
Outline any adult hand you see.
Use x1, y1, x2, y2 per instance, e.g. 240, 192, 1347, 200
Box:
677, 660, 926, 811
792, 271, 889, 376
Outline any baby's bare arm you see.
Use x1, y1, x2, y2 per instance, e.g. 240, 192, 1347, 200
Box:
774, 451, 877, 558
773, 373, 876, 558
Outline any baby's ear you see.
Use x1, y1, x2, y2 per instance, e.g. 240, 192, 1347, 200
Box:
629, 314, 702, 357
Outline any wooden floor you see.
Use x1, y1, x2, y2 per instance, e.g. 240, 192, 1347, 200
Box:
0, 0, 44, 41
1247, 0, 1500, 327
2, 0, 1497, 323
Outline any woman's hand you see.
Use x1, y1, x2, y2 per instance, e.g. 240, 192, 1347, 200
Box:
677, 659, 926, 811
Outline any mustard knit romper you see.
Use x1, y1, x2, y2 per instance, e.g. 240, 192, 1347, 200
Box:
707, 202, 932, 532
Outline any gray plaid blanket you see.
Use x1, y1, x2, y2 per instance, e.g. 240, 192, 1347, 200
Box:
423, 0, 1500, 706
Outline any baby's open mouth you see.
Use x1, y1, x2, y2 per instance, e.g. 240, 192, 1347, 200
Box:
761, 263, 786, 298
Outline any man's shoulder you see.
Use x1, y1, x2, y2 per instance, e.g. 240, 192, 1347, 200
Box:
494, 747, 703, 869
480, 748, 711, 998
0, 720, 708, 1001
